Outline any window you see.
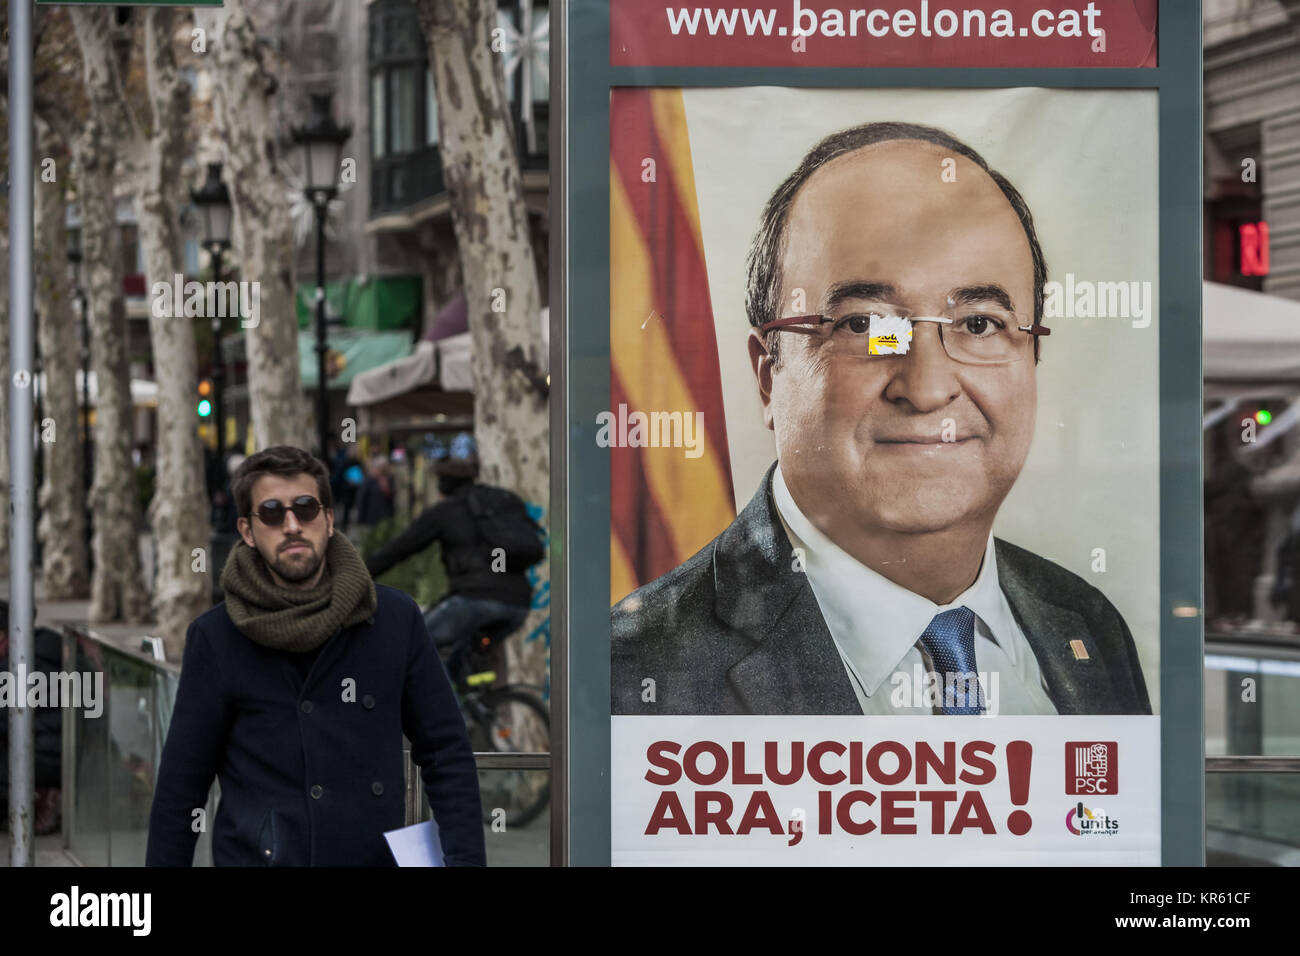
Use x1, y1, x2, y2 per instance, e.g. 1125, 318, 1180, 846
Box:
527, 3, 551, 105
390, 65, 418, 155
371, 74, 385, 160
369, 0, 443, 214
370, 1, 426, 161
367, 0, 547, 214
1205, 131, 1264, 292
120, 224, 140, 278
497, 1, 550, 168
497, 3, 550, 106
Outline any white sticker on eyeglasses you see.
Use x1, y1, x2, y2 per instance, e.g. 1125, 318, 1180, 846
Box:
868, 313, 912, 355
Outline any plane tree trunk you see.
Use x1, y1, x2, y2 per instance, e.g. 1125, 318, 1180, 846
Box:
137, 7, 212, 657
33, 116, 89, 600
71, 7, 149, 624
417, 0, 551, 697
194, 0, 306, 449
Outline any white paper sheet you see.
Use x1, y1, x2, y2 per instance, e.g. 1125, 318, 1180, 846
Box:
384, 819, 445, 867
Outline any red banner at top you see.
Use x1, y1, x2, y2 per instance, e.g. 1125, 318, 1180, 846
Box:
611, 0, 1158, 68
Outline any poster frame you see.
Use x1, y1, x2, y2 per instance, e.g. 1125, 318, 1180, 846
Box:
553, 0, 1204, 866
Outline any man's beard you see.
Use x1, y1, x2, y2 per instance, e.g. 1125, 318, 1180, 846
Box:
265, 539, 324, 583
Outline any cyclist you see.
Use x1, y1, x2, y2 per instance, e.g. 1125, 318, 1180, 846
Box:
364, 433, 543, 680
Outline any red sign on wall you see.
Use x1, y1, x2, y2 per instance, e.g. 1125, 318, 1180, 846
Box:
1240, 221, 1270, 277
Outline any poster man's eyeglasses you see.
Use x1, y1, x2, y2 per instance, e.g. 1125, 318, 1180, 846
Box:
253, 495, 323, 527
758, 311, 1051, 367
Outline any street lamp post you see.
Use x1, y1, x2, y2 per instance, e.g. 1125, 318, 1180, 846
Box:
191, 163, 233, 467
291, 93, 352, 465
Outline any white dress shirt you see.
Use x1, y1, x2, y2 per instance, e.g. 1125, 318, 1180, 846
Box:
772, 465, 1057, 716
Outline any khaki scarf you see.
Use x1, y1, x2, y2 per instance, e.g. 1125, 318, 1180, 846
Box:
220, 533, 377, 653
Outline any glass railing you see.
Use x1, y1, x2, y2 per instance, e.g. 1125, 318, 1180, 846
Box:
60, 626, 205, 867
1205, 634, 1300, 866
479, 768, 550, 866
61, 624, 548, 866
1207, 772, 1300, 865
1205, 634, 1300, 755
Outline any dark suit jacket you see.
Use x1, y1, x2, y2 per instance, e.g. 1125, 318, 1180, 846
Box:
612, 465, 1151, 716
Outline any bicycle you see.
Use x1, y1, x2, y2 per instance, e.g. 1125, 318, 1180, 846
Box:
425, 603, 551, 829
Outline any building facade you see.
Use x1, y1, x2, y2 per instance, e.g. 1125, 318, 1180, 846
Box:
205, 0, 550, 452
1204, 0, 1300, 625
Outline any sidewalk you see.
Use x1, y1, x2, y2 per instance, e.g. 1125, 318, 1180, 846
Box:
0, 833, 79, 867
4, 529, 161, 654
3, 583, 163, 661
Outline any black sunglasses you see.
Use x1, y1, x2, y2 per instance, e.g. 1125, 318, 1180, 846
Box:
253, 495, 323, 527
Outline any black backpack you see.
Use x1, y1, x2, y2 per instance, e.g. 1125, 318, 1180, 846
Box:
465, 485, 545, 573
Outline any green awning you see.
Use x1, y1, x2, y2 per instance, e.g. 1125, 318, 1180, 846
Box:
296, 275, 422, 330
299, 329, 414, 389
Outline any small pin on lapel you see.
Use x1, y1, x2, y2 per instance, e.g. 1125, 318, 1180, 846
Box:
1069, 639, 1090, 661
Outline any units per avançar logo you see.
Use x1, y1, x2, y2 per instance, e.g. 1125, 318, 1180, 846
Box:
1065, 741, 1117, 795
1065, 802, 1119, 836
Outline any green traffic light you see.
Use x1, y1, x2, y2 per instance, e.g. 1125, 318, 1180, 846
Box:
1256, 409, 1273, 426
197, 399, 213, 418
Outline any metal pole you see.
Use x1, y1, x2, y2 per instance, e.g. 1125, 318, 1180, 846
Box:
211, 247, 226, 469
313, 200, 329, 463
31, 315, 40, 434
8, 0, 36, 867
549, 0, 568, 867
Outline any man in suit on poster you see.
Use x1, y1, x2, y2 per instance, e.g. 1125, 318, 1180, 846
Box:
612, 122, 1151, 717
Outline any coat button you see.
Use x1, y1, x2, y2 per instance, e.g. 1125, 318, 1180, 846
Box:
300, 700, 313, 714
362, 695, 375, 709
310, 784, 323, 799
371, 781, 384, 796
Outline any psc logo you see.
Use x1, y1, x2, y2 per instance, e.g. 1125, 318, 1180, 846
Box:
1065, 741, 1117, 795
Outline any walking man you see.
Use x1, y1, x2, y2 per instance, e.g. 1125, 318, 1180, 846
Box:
147, 445, 485, 866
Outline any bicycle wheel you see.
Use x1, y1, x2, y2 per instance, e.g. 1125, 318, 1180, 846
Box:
475, 688, 550, 829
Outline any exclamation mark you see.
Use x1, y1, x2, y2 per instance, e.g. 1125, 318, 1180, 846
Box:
1005, 740, 1032, 835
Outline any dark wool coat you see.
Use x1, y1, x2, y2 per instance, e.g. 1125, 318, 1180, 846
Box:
146, 585, 485, 866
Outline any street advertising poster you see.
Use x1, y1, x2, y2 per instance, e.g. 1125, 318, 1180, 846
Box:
563, 0, 1202, 865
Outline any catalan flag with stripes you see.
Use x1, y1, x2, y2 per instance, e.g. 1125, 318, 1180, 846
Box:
610, 88, 736, 605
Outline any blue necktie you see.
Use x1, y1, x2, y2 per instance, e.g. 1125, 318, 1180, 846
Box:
917, 606, 985, 715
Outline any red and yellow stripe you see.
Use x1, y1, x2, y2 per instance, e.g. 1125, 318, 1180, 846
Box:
610, 88, 736, 605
